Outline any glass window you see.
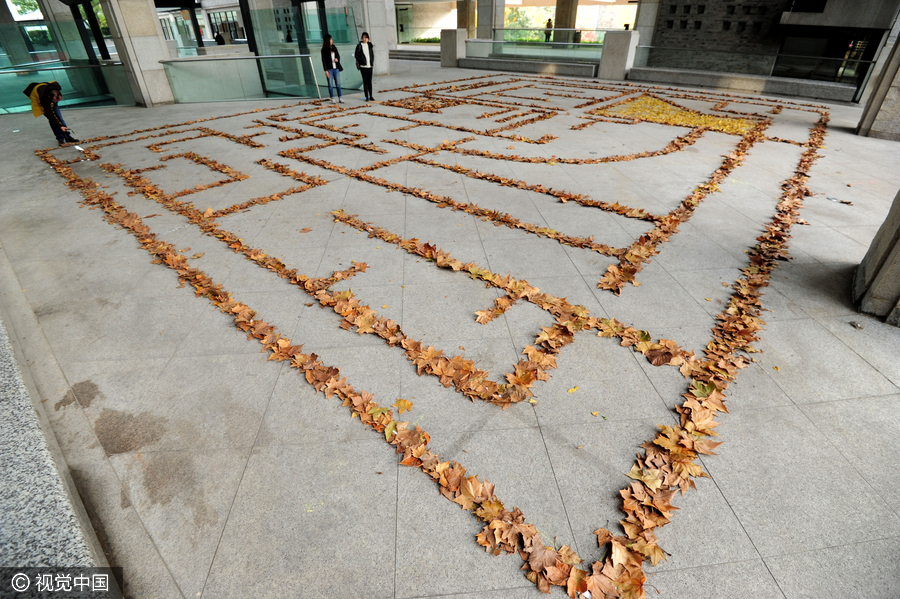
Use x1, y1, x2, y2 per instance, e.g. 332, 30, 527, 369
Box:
159, 18, 174, 40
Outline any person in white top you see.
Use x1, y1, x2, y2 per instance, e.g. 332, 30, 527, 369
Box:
354, 32, 375, 101
320, 35, 344, 103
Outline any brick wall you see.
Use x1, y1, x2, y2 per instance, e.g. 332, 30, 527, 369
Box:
652, 0, 791, 55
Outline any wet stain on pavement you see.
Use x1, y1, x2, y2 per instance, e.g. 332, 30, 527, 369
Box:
55, 380, 101, 411
93, 408, 165, 455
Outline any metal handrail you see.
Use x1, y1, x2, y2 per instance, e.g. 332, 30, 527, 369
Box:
493, 27, 615, 32
0, 62, 124, 73
159, 54, 321, 99
635, 45, 875, 64
466, 39, 603, 46
160, 53, 312, 63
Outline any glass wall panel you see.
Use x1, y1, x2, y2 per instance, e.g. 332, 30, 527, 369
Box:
246, 3, 361, 95
0, 63, 134, 113
162, 55, 321, 102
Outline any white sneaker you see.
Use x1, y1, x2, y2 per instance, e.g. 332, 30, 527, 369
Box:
331, 97, 336, 104
338, 97, 344, 104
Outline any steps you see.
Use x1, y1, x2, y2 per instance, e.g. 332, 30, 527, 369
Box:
389, 48, 441, 62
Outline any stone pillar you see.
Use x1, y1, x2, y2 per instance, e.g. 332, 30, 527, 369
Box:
632, 0, 659, 66
598, 30, 639, 80
347, 0, 394, 74
456, 0, 475, 39
857, 22, 900, 141
441, 28, 465, 67
98, 0, 174, 106
858, 14, 900, 107
853, 190, 900, 326
553, 0, 577, 43
476, 0, 502, 41
0, 0, 33, 66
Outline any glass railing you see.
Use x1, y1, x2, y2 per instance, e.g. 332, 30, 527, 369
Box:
0, 62, 134, 114
634, 46, 874, 86
634, 46, 775, 76
771, 54, 874, 86
494, 27, 608, 44
465, 38, 604, 62
161, 54, 365, 102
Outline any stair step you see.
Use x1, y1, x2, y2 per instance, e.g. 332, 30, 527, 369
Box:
389, 50, 441, 61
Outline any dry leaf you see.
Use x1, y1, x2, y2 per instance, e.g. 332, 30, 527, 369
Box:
392, 398, 413, 414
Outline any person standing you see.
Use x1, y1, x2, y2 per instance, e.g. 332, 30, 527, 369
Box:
320, 34, 344, 104
354, 31, 375, 101
544, 18, 553, 42
23, 81, 79, 146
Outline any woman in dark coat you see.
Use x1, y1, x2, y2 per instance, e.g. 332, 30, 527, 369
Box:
354, 32, 375, 101
320, 34, 344, 103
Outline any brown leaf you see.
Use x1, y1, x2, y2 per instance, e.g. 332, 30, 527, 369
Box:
527, 544, 558, 573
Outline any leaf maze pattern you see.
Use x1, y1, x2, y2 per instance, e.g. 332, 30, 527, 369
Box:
40, 74, 828, 598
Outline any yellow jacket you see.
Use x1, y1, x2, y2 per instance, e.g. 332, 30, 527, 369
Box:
24, 81, 61, 119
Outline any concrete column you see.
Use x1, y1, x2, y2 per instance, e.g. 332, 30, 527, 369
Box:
853, 190, 900, 326
553, 0, 576, 43
632, 0, 659, 66
598, 30, 639, 80
858, 22, 900, 140
476, 0, 502, 40
363, 0, 394, 74
0, 0, 33, 66
98, 0, 174, 106
858, 13, 900, 106
441, 28, 465, 67
456, 0, 475, 38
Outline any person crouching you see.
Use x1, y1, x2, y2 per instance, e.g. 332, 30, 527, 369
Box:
24, 81, 79, 146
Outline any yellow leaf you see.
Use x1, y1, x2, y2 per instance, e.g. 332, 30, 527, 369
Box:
384, 420, 397, 441
392, 399, 413, 414
528, 399, 537, 404
591, 411, 598, 417
568, 386, 579, 393
773, 366, 779, 371
382, 304, 389, 309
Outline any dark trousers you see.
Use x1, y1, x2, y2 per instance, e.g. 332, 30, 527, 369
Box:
360, 67, 373, 99
48, 105, 68, 142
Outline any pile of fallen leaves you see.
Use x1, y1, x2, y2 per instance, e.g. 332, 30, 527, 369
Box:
594, 94, 756, 136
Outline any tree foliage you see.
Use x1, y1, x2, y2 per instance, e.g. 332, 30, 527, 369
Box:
10, 0, 39, 16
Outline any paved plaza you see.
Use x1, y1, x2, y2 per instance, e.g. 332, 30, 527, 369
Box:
2, 61, 900, 598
